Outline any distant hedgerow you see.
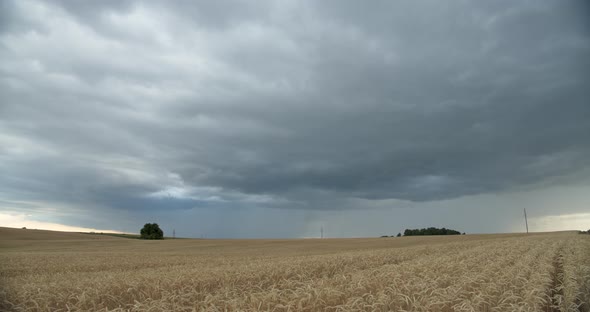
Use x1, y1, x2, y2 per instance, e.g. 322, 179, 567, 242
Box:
403, 227, 462, 236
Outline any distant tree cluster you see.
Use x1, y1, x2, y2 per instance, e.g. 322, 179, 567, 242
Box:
381, 233, 403, 238
140, 223, 164, 239
403, 227, 462, 236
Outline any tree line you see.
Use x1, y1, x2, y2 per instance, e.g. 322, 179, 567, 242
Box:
404, 227, 462, 236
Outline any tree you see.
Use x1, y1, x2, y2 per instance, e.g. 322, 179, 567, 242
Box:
140, 223, 164, 239
396, 232, 402, 237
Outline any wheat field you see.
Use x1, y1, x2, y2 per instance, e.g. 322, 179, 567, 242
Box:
0, 227, 588, 311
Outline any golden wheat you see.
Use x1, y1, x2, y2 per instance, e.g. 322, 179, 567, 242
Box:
0, 229, 588, 311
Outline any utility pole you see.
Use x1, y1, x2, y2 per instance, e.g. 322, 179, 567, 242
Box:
173, 229, 176, 239
320, 225, 324, 239
524, 208, 529, 234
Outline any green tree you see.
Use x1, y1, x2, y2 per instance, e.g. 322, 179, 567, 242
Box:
396, 233, 402, 237
140, 223, 164, 239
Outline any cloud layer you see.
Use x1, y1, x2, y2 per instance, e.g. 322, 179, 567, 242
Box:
1, 0, 589, 236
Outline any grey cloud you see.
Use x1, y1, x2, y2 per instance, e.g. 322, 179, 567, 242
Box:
1, 0, 589, 236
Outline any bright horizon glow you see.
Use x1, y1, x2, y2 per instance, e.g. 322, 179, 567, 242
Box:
529, 213, 590, 233
0, 213, 129, 234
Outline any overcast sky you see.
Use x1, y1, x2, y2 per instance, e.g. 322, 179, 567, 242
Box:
1, 0, 589, 238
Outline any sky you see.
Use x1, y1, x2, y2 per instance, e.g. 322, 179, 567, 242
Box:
1, 0, 589, 238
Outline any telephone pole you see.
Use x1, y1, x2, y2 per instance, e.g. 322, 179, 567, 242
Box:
173, 229, 176, 239
524, 208, 529, 234
320, 225, 324, 239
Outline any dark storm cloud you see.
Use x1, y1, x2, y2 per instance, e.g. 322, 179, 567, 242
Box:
1, 0, 589, 222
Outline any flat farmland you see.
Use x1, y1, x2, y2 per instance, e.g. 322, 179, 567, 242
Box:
0, 227, 588, 311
